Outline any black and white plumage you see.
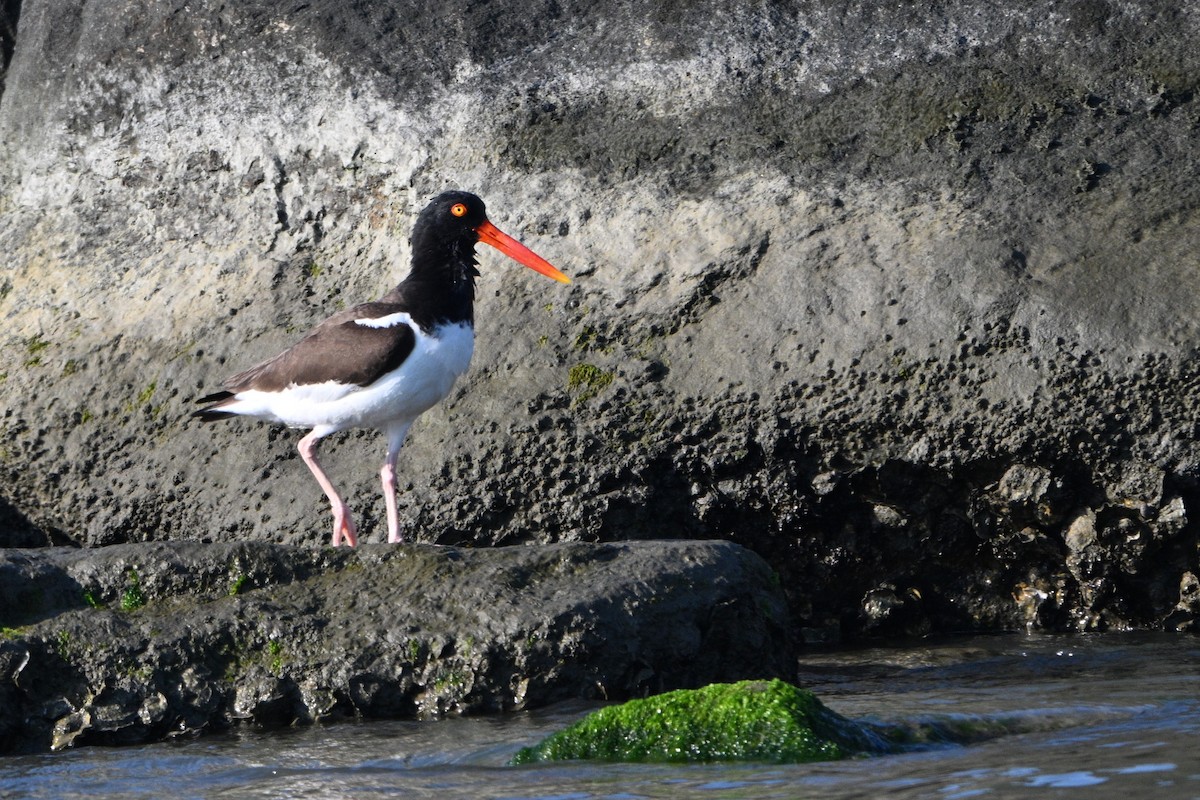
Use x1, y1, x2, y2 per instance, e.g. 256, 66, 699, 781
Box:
194, 191, 570, 546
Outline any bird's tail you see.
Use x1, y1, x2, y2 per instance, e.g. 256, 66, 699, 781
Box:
193, 391, 237, 423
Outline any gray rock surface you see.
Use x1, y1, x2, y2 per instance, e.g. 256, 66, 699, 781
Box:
1, 1, 1199, 635
0, 539, 790, 753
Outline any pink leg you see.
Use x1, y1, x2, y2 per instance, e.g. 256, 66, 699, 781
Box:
382, 423, 411, 543
298, 430, 358, 547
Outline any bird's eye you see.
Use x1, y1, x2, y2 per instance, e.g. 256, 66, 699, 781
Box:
450, 203, 468, 217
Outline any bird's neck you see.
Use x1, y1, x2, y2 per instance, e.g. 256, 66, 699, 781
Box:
388, 238, 478, 329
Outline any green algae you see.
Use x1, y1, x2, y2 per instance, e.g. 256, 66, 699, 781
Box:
509, 680, 1050, 767
567, 363, 613, 404
267, 639, 285, 673
120, 569, 146, 611
511, 679, 882, 765
23, 334, 50, 367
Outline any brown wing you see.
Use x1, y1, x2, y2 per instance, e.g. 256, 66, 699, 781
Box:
222, 303, 417, 392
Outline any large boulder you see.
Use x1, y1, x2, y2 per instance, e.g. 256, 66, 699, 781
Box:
0, 539, 790, 753
2, 1, 1198, 635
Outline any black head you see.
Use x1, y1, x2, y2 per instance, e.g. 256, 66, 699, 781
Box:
413, 191, 488, 252
410, 190, 571, 286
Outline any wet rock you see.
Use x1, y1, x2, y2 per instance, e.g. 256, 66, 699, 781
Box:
1106, 462, 1166, 517
996, 464, 1069, 525
510, 679, 868, 764
1014, 577, 1065, 632
1064, 509, 1101, 583
510, 676, 1070, 765
1153, 496, 1188, 539
0, 540, 790, 754
1164, 571, 1200, 632
997, 465, 1053, 506
860, 584, 930, 638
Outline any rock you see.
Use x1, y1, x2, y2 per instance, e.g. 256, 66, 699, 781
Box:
508, 676, 1049, 765
1162, 570, 1200, 632
995, 464, 1069, 525
0, 539, 790, 754
1, 0, 1199, 637
1106, 461, 1166, 516
1064, 509, 1101, 577
860, 584, 929, 638
510, 679, 873, 764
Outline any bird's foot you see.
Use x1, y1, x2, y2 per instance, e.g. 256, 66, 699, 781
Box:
387, 528, 405, 544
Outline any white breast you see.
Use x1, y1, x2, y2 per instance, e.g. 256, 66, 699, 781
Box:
223, 320, 475, 434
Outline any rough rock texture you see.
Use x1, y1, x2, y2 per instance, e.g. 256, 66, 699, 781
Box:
0, 539, 790, 754
2, 1, 1200, 636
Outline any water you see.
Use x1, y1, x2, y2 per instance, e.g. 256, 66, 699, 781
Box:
2, 632, 1198, 799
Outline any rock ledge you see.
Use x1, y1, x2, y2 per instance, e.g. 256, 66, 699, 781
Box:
0, 540, 790, 754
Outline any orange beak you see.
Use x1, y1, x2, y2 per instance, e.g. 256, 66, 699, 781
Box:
475, 219, 572, 284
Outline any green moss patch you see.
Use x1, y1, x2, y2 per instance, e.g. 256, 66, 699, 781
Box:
23, 334, 50, 367
567, 363, 613, 404
511, 679, 883, 765
121, 569, 146, 611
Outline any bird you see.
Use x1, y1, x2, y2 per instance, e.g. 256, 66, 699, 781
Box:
193, 190, 570, 546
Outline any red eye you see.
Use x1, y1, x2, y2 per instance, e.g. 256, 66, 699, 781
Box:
450, 203, 468, 217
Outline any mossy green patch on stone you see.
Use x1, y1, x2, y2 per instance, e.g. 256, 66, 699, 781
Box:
267, 639, 285, 673
572, 325, 599, 352
121, 569, 146, 611
124, 382, 158, 414
136, 382, 157, 406
55, 629, 72, 660
567, 363, 613, 404
511, 679, 877, 765
23, 334, 50, 367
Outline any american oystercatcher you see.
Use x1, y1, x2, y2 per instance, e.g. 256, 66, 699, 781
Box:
193, 191, 570, 546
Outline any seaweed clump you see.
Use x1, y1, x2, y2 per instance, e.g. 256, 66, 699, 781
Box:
511, 679, 884, 765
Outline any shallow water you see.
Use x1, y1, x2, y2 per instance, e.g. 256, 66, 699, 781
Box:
2, 632, 1198, 799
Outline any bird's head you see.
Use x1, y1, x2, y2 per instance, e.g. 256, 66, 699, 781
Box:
414, 191, 571, 285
